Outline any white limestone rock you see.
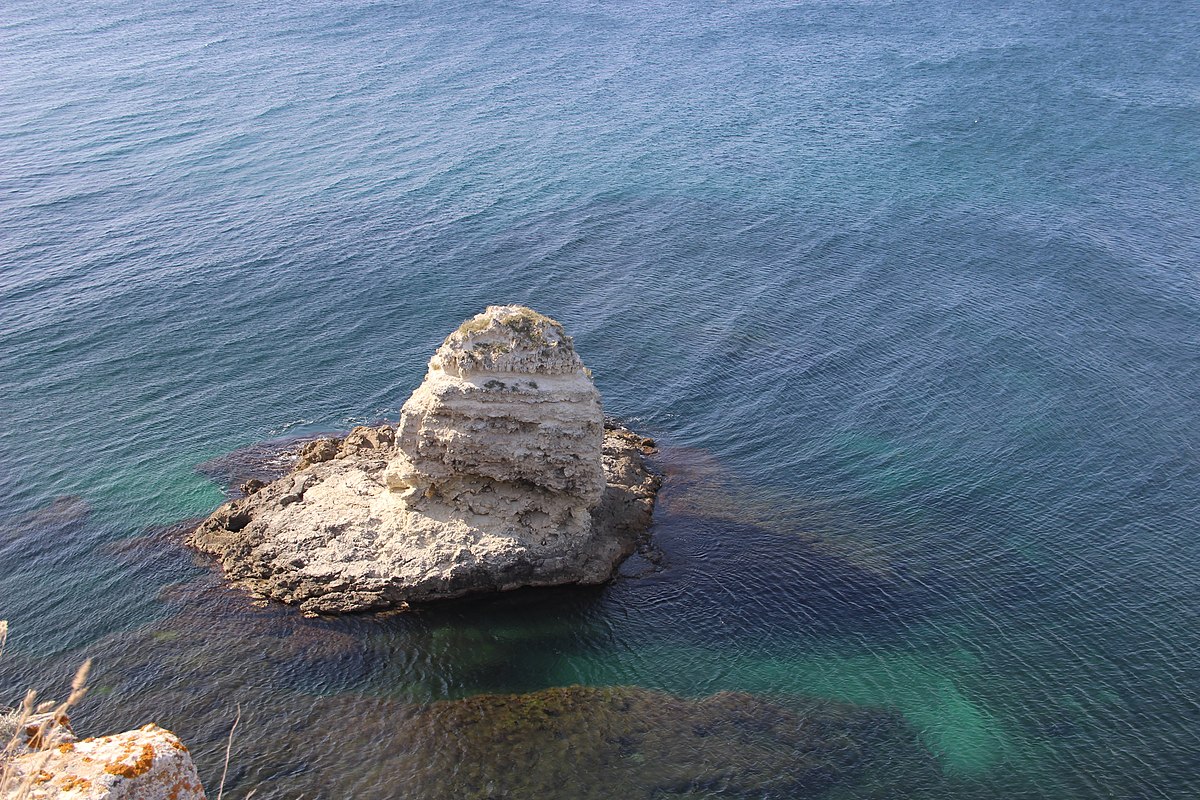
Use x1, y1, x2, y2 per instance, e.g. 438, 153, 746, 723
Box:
189, 306, 659, 614
385, 305, 605, 507
2, 714, 205, 800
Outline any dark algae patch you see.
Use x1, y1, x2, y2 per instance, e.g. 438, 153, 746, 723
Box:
390, 686, 937, 800
229, 686, 938, 800
0, 495, 91, 540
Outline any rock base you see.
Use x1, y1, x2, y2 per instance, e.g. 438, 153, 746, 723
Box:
189, 422, 659, 614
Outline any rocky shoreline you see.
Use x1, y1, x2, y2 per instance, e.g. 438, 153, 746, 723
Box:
189, 306, 660, 614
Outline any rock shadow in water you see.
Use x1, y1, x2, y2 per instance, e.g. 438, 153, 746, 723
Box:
621, 446, 961, 646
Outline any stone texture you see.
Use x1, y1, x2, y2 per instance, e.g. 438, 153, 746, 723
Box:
384, 306, 605, 505
2, 713, 205, 800
189, 306, 659, 614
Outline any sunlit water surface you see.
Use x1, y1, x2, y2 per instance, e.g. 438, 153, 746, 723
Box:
1, 0, 1198, 797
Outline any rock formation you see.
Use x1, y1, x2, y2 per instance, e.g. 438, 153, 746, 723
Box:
189, 306, 659, 614
2, 713, 205, 800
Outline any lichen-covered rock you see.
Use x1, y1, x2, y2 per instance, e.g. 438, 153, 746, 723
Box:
3, 711, 74, 759
189, 306, 659, 614
1, 714, 205, 800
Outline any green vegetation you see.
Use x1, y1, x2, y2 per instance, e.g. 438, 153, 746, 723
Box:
454, 306, 559, 347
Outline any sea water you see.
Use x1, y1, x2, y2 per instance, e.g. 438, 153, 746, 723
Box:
1, 0, 1198, 797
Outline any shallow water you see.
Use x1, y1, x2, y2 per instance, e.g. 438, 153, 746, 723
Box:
2, 0, 1199, 797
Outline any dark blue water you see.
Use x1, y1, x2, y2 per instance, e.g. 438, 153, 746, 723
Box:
2, 0, 1198, 797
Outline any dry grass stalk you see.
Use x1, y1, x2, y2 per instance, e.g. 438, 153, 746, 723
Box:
0, 619, 92, 800
215, 703, 241, 800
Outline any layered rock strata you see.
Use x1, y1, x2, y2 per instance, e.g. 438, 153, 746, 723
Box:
2, 713, 205, 800
189, 306, 659, 614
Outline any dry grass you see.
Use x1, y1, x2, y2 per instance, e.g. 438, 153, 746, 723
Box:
214, 703, 256, 800
0, 619, 91, 800
0, 621, 238, 799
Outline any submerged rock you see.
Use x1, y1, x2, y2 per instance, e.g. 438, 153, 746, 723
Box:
1, 713, 205, 800
189, 306, 659, 613
261, 685, 936, 800
0, 496, 91, 540
194, 438, 312, 494
393, 685, 922, 800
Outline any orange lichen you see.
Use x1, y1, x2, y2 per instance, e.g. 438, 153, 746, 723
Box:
103, 742, 156, 779
56, 775, 92, 792
23, 726, 45, 749
23, 711, 74, 748
166, 777, 203, 800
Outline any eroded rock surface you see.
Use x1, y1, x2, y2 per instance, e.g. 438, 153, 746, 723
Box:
1, 713, 205, 800
189, 306, 659, 613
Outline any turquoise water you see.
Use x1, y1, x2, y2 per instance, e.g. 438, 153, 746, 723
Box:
2, 0, 1198, 796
